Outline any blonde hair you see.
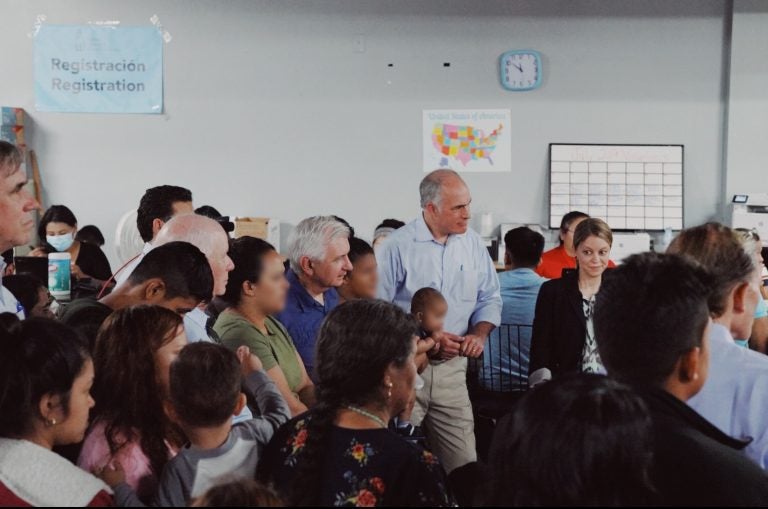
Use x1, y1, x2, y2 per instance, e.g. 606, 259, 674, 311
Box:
573, 218, 613, 250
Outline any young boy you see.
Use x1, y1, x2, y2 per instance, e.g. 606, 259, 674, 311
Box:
411, 287, 447, 370
391, 287, 446, 444
100, 343, 291, 507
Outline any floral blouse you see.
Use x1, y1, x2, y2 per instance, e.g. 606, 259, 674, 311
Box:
580, 295, 605, 374
260, 414, 455, 507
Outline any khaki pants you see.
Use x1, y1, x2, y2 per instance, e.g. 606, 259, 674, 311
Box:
411, 356, 476, 474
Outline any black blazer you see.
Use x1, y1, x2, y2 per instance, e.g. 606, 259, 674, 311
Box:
529, 270, 587, 379
641, 387, 768, 506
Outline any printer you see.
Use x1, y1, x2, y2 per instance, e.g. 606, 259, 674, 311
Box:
730, 193, 768, 243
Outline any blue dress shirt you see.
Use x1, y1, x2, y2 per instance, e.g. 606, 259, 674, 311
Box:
377, 214, 501, 337
0, 261, 24, 319
275, 269, 339, 376
688, 322, 768, 469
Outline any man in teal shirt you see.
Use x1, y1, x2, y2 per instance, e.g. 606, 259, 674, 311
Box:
481, 227, 547, 392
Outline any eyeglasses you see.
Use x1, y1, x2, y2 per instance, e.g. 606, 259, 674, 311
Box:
735, 228, 761, 242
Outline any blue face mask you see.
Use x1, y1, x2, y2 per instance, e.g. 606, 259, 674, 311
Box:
734, 338, 750, 348
46, 232, 75, 252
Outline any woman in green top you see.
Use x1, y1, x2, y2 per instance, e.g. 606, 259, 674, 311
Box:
213, 236, 316, 416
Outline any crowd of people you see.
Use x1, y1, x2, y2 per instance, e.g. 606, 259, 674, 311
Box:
1, 138, 768, 507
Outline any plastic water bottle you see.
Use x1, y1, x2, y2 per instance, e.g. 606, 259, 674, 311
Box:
661, 226, 673, 252
48, 252, 71, 300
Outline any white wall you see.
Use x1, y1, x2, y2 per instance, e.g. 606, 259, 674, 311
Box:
0, 0, 731, 264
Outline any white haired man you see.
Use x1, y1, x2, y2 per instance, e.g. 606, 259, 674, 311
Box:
276, 216, 353, 377
116, 213, 234, 342
378, 169, 502, 474
152, 213, 235, 342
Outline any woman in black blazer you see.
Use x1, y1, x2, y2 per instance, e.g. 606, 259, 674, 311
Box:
529, 218, 613, 385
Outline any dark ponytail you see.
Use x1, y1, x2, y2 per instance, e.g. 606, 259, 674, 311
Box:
0, 314, 89, 437
289, 299, 418, 506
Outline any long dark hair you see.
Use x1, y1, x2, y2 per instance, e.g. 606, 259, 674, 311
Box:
347, 237, 374, 265
0, 315, 89, 438
91, 305, 185, 476
288, 299, 418, 506
485, 373, 656, 506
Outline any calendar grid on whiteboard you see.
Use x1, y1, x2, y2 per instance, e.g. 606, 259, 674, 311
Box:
549, 144, 684, 231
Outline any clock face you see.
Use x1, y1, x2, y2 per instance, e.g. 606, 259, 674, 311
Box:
500, 50, 542, 91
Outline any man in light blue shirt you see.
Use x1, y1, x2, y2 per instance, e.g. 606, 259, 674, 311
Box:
378, 169, 502, 473
688, 322, 768, 468
669, 222, 768, 469
151, 214, 235, 342
0, 260, 25, 319
481, 227, 547, 392
0, 141, 41, 319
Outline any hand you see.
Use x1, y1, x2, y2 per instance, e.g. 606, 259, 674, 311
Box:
433, 331, 464, 360
28, 247, 48, 257
416, 338, 436, 356
459, 334, 486, 359
414, 338, 435, 373
70, 263, 83, 280
93, 460, 126, 488
236, 345, 263, 375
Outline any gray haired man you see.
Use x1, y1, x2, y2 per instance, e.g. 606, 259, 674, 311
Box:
378, 169, 502, 473
0, 141, 41, 318
276, 215, 353, 376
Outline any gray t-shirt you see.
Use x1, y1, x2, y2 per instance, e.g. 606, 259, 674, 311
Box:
114, 370, 290, 507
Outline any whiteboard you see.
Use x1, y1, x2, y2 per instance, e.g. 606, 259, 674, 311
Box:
549, 144, 684, 231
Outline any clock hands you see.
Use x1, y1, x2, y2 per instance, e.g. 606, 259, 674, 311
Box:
502, 51, 541, 90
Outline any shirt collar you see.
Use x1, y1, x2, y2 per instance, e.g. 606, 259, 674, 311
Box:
709, 322, 734, 346
263, 316, 278, 336
287, 269, 337, 312
413, 213, 468, 243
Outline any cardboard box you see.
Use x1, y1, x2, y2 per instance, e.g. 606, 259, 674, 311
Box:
0, 125, 24, 146
233, 217, 280, 252
1, 107, 24, 127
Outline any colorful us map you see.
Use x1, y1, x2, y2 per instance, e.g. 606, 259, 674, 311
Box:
431, 123, 503, 167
